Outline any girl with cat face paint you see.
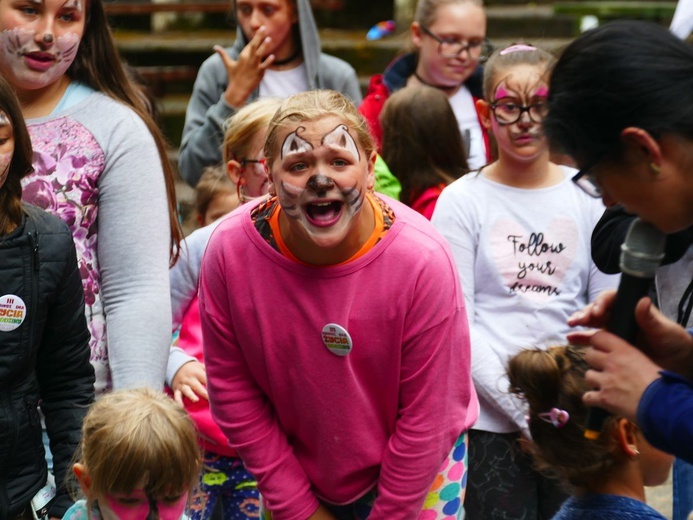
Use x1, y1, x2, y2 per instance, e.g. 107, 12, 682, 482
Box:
0, 0, 182, 395
199, 90, 478, 519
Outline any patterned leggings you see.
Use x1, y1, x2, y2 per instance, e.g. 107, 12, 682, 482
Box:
187, 452, 260, 520
261, 432, 469, 519
464, 430, 567, 520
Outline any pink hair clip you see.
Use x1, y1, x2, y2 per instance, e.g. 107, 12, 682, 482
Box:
537, 408, 570, 428
500, 44, 537, 55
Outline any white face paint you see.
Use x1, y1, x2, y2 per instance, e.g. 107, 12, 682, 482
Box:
0, 0, 84, 91
0, 111, 14, 190
0, 27, 79, 89
271, 116, 375, 254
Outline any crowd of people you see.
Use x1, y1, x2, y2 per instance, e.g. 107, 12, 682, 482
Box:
0, 0, 692, 518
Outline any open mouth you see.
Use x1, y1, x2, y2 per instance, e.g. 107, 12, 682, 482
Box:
305, 200, 343, 227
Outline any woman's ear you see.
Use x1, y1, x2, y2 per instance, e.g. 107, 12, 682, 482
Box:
476, 99, 492, 131
410, 21, 423, 49
620, 127, 663, 173
615, 418, 640, 459
73, 463, 91, 495
366, 151, 377, 191
227, 159, 243, 185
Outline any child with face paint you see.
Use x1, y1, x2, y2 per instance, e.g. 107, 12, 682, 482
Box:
178, 0, 362, 187
66, 388, 201, 520
507, 346, 672, 520
0, 75, 94, 519
199, 90, 478, 520
380, 85, 469, 219
431, 44, 620, 518
193, 165, 240, 229
166, 97, 283, 520
0, 0, 183, 394
360, 0, 492, 171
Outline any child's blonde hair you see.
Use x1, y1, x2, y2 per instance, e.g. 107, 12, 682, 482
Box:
76, 388, 200, 500
414, 0, 484, 27
195, 165, 236, 220
506, 346, 619, 490
482, 43, 556, 100
264, 90, 375, 167
223, 97, 283, 164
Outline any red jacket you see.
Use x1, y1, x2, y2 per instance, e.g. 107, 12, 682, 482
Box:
359, 52, 492, 163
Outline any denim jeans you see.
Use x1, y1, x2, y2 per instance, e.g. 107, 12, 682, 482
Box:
673, 458, 693, 520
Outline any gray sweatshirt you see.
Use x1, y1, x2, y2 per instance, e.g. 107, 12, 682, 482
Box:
178, 0, 362, 186
25, 91, 172, 393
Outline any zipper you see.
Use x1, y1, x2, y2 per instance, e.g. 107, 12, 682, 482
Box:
27, 231, 40, 272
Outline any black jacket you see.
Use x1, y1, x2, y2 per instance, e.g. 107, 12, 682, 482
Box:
0, 204, 94, 518
591, 205, 693, 325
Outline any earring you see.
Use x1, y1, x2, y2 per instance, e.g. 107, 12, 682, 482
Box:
630, 448, 640, 461
650, 162, 661, 174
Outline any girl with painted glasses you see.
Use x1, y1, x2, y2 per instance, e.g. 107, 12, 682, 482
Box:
432, 44, 619, 519
0, 0, 182, 394
199, 90, 478, 519
66, 388, 200, 520
360, 0, 493, 170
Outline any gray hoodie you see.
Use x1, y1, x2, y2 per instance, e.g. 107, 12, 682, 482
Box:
178, 0, 362, 186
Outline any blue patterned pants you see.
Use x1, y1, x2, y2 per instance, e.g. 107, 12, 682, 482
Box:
188, 452, 260, 520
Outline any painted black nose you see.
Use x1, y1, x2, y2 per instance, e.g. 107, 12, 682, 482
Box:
307, 174, 335, 194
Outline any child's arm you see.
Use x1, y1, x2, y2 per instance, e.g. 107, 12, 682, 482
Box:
170, 358, 208, 404
170, 223, 218, 331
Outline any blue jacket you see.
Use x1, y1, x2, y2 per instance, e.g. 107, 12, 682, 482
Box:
638, 363, 693, 464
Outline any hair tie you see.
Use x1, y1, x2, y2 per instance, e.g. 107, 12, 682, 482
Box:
500, 44, 537, 55
537, 408, 570, 428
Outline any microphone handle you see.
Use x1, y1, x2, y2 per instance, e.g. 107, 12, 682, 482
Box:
584, 273, 653, 440
606, 274, 653, 344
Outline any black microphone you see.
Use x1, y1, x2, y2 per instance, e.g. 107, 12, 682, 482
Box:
584, 217, 666, 440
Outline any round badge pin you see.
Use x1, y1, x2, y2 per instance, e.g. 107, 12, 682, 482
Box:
0, 294, 27, 332
321, 323, 353, 356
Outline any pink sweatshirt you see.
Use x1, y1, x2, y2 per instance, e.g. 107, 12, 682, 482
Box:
200, 196, 478, 520
175, 295, 237, 457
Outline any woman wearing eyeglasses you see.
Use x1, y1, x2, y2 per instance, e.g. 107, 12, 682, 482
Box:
359, 0, 492, 171
432, 44, 619, 519
546, 20, 693, 469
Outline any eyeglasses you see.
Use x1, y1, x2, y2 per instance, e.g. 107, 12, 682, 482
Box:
420, 24, 489, 59
489, 101, 548, 125
571, 162, 602, 198
240, 157, 267, 177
